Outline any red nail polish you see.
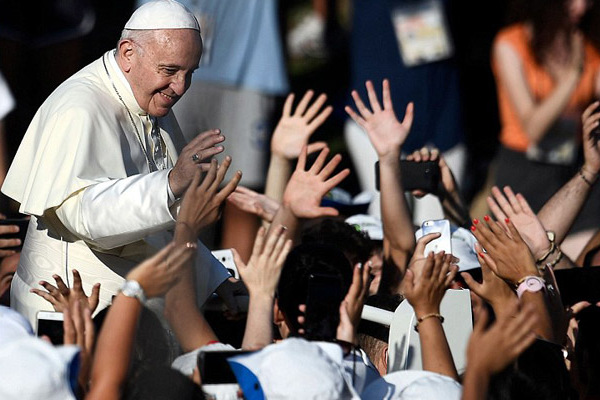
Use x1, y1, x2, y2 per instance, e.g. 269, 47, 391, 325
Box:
484, 215, 490, 222
479, 252, 485, 258
473, 218, 479, 225
505, 218, 510, 224
470, 225, 476, 232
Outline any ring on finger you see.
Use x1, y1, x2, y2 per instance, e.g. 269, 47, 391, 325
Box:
191, 153, 200, 163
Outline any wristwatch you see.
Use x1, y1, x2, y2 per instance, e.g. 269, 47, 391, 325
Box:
120, 280, 147, 304
516, 276, 545, 299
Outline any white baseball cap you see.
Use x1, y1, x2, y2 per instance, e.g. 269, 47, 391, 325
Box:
362, 370, 462, 399
125, 0, 200, 32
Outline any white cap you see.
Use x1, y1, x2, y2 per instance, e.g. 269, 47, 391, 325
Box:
0, 337, 80, 400
228, 338, 360, 399
362, 370, 462, 399
345, 214, 384, 241
124, 0, 200, 32
0, 305, 33, 344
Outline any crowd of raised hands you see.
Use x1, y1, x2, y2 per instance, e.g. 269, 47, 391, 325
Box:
4, 78, 600, 400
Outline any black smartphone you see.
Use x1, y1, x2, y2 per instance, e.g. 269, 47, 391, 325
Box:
36, 311, 64, 345
0, 218, 29, 251
304, 272, 344, 342
375, 160, 441, 193
197, 350, 252, 384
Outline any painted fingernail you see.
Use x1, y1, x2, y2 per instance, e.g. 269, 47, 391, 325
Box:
357, 263, 363, 269
479, 252, 485, 258
470, 225, 476, 232
505, 218, 510, 224
473, 219, 479, 225
484, 215, 490, 221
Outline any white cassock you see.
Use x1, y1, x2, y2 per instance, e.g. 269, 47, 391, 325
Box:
2, 50, 230, 326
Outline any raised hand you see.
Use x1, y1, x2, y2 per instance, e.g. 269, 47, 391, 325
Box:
336, 262, 371, 344
401, 252, 458, 316
581, 101, 600, 177
31, 269, 101, 313
169, 129, 226, 197
271, 90, 330, 160
63, 300, 95, 392
282, 146, 350, 219
177, 156, 242, 236
345, 79, 414, 162
406, 147, 457, 197
471, 217, 539, 285
486, 186, 550, 260
227, 186, 280, 223
465, 303, 538, 376
126, 241, 197, 298
233, 225, 292, 297
461, 243, 517, 316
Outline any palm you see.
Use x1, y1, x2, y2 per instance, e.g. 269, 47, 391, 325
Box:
272, 117, 313, 159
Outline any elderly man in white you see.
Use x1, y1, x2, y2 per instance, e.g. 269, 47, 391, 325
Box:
2, 0, 234, 325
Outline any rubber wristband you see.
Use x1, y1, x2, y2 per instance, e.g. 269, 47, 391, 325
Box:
414, 313, 444, 332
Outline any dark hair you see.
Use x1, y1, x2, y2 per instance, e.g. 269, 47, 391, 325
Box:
488, 339, 576, 400
277, 243, 353, 335
301, 218, 374, 265
123, 364, 205, 400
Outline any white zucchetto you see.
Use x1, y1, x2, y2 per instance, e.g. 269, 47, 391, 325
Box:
124, 0, 200, 32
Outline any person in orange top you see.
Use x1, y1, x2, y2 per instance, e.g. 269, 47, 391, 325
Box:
492, 0, 600, 258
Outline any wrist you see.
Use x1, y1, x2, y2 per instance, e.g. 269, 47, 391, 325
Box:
580, 165, 599, 186
119, 279, 147, 304
378, 152, 401, 167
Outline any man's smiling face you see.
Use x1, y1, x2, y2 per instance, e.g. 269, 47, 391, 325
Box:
123, 29, 202, 117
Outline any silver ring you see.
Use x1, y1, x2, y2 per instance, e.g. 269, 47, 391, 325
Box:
191, 153, 200, 162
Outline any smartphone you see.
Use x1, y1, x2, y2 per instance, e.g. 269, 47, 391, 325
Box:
36, 311, 64, 345
304, 272, 344, 342
422, 219, 452, 256
0, 218, 29, 251
375, 160, 441, 192
211, 249, 239, 279
197, 350, 252, 384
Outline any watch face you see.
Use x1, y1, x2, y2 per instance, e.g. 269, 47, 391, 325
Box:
525, 277, 544, 291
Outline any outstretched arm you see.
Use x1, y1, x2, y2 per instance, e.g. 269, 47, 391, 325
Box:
345, 79, 415, 269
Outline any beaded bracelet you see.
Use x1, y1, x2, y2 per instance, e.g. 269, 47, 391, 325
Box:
579, 167, 598, 186
414, 313, 444, 332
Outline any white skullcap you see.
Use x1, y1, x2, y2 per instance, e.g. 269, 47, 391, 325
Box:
125, 0, 200, 32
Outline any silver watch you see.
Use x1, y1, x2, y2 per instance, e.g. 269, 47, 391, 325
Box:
120, 280, 147, 304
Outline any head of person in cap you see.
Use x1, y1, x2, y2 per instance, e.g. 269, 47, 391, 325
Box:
118, 0, 202, 117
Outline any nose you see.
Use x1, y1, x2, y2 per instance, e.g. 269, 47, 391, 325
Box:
170, 73, 187, 96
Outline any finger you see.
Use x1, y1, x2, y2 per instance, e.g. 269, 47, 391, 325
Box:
344, 106, 367, 128
30, 289, 59, 307
0, 238, 21, 248
189, 129, 223, 146
211, 156, 232, 192
346, 263, 364, 301
262, 225, 284, 257
89, 283, 101, 312
0, 224, 19, 235
72, 269, 83, 293
293, 90, 314, 116
276, 239, 293, 267
282, 93, 294, 117
307, 106, 333, 133
382, 79, 394, 110
473, 305, 489, 334
304, 93, 328, 121
270, 228, 288, 262
318, 153, 342, 179
166, 242, 197, 272
306, 141, 328, 155
478, 252, 500, 277
419, 147, 430, 162
324, 168, 351, 189
351, 89, 372, 118
0, 249, 17, 257
216, 170, 243, 202
296, 145, 308, 171
582, 101, 600, 121
568, 300, 592, 316
460, 272, 482, 293
199, 159, 218, 191
231, 248, 247, 273
313, 206, 340, 217
40, 280, 61, 298
430, 148, 440, 162
401, 268, 415, 295
414, 232, 441, 255
193, 145, 224, 162
445, 265, 458, 287
52, 274, 70, 296
503, 186, 523, 214
308, 146, 330, 174
515, 193, 536, 216
366, 80, 382, 112
71, 301, 85, 348
83, 307, 95, 352
401, 102, 415, 130
421, 252, 436, 280
251, 226, 267, 257
198, 162, 213, 172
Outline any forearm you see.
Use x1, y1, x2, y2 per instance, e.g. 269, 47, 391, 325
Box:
267, 204, 300, 243
56, 170, 177, 249
265, 155, 292, 203
520, 291, 555, 342
88, 294, 142, 398
537, 172, 593, 244
241, 293, 275, 350
417, 317, 459, 380
461, 367, 491, 400
380, 156, 416, 252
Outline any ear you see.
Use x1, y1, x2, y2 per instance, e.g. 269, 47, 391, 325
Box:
382, 344, 389, 374
116, 39, 136, 73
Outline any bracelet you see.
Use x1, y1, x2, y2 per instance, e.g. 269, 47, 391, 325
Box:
546, 249, 563, 269
414, 313, 444, 332
535, 241, 556, 265
579, 167, 598, 186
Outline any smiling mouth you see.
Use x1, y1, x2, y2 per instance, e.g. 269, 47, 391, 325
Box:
159, 92, 176, 101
